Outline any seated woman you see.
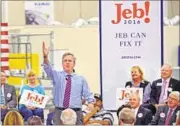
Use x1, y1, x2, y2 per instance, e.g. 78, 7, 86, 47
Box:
19, 70, 45, 121
125, 65, 151, 103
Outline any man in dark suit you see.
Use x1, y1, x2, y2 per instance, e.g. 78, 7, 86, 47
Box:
150, 64, 180, 112
0, 71, 17, 122
151, 91, 180, 125
129, 92, 153, 125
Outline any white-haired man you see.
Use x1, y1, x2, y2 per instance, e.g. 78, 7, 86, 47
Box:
119, 107, 135, 125
60, 108, 77, 125
151, 91, 180, 125
150, 64, 180, 111
129, 92, 153, 125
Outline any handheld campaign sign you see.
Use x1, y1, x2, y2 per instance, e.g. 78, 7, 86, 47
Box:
19, 89, 49, 108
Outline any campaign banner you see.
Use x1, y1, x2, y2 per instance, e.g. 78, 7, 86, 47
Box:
25, 1, 54, 25
116, 88, 143, 108
100, 0, 163, 110
19, 89, 49, 108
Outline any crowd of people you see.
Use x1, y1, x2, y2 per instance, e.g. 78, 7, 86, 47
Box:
0, 42, 180, 125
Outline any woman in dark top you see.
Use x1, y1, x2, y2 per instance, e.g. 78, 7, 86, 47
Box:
125, 65, 151, 103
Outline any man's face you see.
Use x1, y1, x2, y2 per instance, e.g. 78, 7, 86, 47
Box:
0, 72, 7, 85
129, 95, 140, 109
131, 68, 141, 80
168, 94, 179, 109
95, 98, 102, 109
62, 55, 75, 73
161, 65, 172, 79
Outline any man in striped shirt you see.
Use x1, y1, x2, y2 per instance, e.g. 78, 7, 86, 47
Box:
83, 93, 114, 125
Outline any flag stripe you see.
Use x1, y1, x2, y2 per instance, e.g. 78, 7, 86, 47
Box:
1, 27, 8, 31
1, 23, 8, 26
0, 66, 9, 71
1, 36, 8, 40
0, 57, 9, 61
0, 31, 8, 35
1, 44, 9, 49
1, 53, 9, 57
1, 40, 8, 44
1, 62, 9, 66
1, 49, 9, 53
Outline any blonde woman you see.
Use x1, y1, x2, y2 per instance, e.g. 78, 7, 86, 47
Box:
19, 70, 45, 121
3, 110, 24, 125
125, 65, 151, 103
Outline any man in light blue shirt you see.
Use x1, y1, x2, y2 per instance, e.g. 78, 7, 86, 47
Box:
42, 42, 95, 125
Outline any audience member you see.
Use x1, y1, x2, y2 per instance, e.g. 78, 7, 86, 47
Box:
129, 92, 152, 125
150, 64, 180, 111
125, 65, 151, 103
176, 110, 180, 125
119, 108, 135, 125
3, 110, 24, 126
83, 93, 114, 125
60, 108, 77, 125
27, 115, 43, 125
151, 91, 180, 125
117, 104, 131, 119
19, 70, 45, 121
42, 42, 95, 125
0, 71, 17, 122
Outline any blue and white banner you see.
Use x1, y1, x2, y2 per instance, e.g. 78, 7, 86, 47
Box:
25, 1, 54, 25
100, 0, 163, 110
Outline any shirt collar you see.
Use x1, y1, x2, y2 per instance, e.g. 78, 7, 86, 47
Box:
162, 78, 170, 83
63, 71, 76, 77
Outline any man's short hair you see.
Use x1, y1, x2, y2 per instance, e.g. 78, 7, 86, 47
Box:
117, 104, 131, 118
60, 108, 77, 125
62, 52, 76, 63
170, 91, 180, 101
119, 108, 135, 125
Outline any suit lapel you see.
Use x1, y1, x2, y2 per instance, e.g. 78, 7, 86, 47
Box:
169, 106, 180, 124
168, 78, 173, 88
4, 84, 9, 103
162, 106, 169, 124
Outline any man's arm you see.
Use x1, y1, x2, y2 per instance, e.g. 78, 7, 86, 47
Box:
150, 81, 158, 105
81, 77, 95, 104
42, 42, 56, 82
6, 85, 17, 108
84, 107, 99, 124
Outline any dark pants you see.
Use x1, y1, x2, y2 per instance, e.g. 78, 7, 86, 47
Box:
46, 112, 54, 125
0, 108, 8, 122
19, 107, 44, 121
142, 103, 156, 115
53, 107, 83, 125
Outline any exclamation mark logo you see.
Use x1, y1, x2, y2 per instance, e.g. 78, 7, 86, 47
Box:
39, 97, 44, 105
144, 1, 150, 23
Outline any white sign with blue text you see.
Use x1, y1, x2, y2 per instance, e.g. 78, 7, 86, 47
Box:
100, 0, 163, 110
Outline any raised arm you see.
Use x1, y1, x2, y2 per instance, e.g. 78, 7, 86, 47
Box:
42, 41, 50, 64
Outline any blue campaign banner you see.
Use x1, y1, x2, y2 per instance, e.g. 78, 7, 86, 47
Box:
99, 0, 164, 110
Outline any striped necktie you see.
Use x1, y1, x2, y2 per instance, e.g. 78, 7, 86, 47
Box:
165, 109, 173, 125
63, 75, 71, 108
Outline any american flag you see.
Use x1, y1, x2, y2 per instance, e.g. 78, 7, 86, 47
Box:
0, 23, 9, 74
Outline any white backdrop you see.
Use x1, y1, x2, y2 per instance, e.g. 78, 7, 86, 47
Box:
100, 1, 163, 110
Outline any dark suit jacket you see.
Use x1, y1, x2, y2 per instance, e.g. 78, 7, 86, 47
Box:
4, 84, 17, 108
125, 80, 150, 93
135, 106, 153, 125
150, 78, 180, 104
151, 105, 180, 125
